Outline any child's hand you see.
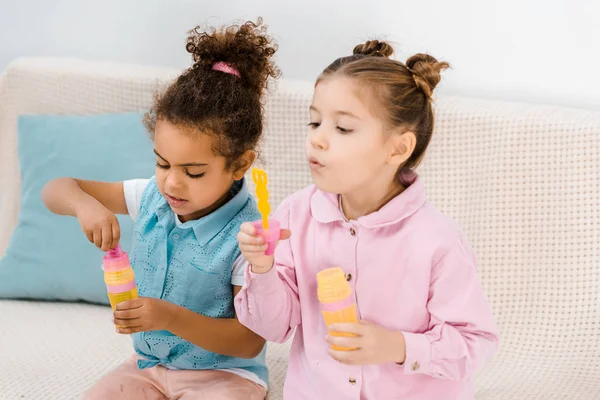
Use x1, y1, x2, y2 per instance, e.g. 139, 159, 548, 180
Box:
75, 198, 120, 251
326, 321, 407, 366
237, 222, 291, 274
113, 297, 176, 334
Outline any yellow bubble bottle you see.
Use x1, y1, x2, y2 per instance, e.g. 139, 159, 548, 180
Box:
317, 267, 359, 351
102, 244, 138, 310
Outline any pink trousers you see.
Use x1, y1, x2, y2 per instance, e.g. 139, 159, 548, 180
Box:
84, 356, 266, 400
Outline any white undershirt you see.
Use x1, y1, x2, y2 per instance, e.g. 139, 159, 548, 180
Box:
122, 179, 266, 389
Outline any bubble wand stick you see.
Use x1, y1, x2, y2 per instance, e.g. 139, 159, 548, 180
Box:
251, 168, 280, 255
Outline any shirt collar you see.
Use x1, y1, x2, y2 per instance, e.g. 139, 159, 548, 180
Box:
310, 173, 426, 228
153, 178, 249, 245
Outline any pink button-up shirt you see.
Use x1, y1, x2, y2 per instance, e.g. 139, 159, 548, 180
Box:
235, 176, 499, 400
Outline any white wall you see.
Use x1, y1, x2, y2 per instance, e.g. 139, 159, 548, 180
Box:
1, 0, 598, 110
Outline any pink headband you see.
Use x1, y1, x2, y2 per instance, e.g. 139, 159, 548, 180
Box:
212, 62, 240, 78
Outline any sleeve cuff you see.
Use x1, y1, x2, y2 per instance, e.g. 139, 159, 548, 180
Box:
231, 275, 245, 287
231, 255, 248, 287
122, 179, 137, 221
402, 332, 432, 376
244, 265, 282, 292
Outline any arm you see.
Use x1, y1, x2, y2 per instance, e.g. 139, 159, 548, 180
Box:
234, 200, 302, 343
167, 286, 266, 359
401, 236, 500, 380
42, 178, 128, 216
114, 287, 266, 359
41, 178, 127, 250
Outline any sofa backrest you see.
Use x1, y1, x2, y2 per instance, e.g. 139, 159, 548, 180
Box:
1, 58, 599, 349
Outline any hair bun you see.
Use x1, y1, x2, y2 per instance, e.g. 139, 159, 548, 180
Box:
185, 18, 279, 95
353, 40, 394, 58
405, 53, 449, 98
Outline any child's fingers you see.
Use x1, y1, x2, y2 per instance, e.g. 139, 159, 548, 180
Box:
116, 326, 142, 335
239, 243, 268, 253
329, 323, 365, 335
328, 348, 362, 365
84, 229, 94, 245
100, 224, 112, 251
93, 229, 102, 249
111, 221, 120, 250
326, 335, 360, 349
243, 252, 270, 259
240, 222, 257, 235
113, 316, 141, 326
279, 229, 292, 240
115, 298, 143, 310
237, 231, 264, 245
113, 309, 140, 320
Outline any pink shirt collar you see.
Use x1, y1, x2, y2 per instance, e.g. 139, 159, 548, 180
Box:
310, 173, 426, 228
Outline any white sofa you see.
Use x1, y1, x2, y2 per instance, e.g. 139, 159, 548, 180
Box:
0, 58, 599, 400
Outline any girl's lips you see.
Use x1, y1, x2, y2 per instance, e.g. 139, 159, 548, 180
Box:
308, 157, 325, 170
166, 194, 188, 208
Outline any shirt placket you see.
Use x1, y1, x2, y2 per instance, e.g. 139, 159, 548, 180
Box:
338, 220, 362, 398
153, 218, 170, 298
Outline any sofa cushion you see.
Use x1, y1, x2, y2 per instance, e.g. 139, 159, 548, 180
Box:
0, 112, 154, 303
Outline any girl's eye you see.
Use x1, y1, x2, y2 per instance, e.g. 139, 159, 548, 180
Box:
186, 172, 206, 179
337, 126, 352, 134
156, 162, 204, 179
308, 122, 320, 129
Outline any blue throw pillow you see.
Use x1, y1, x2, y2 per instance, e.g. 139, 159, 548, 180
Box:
0, 112, 155, 304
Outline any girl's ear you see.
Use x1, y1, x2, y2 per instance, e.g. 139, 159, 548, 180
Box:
232, 150, 257, 180
388, 130, 416, 166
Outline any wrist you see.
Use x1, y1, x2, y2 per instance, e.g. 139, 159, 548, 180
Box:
250, 261, 274, 274
72, 193, 98, 216
392, 330, 407, 364
162, 301, 183, 331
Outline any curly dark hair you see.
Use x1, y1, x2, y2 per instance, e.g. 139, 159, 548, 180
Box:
144, 18, 280, 169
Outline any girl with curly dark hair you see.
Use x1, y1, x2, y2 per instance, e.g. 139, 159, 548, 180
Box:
42, 18, 278, 400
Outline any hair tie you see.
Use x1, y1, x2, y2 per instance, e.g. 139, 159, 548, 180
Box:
212, 61, 240, 77
407, 67, 431, 99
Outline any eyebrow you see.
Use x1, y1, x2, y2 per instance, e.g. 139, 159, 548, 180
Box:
309, 105, 360, 119
154, 150, 207, 167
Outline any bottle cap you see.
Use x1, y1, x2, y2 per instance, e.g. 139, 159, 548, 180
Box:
317, 267, 352, 303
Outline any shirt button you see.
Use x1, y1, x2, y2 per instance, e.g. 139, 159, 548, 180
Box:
345, 273, 352, 281
349, 377, 356, 385
411, 361, 420, 371
349, 227, 356, 236
173, 233, 179, 240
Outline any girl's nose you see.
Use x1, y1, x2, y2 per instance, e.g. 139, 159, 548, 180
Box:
310, 129, 329, 150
